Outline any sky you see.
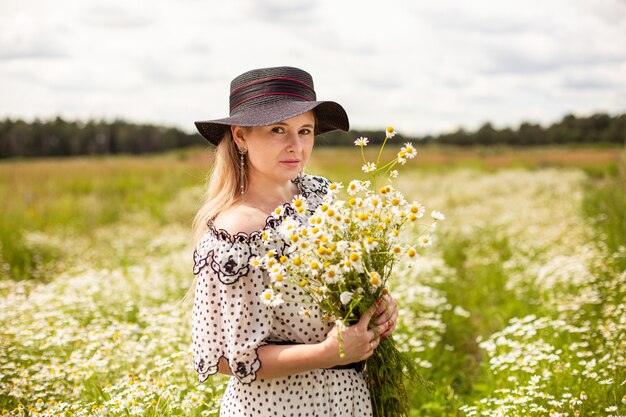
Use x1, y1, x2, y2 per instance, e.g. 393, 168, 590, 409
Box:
1, 0, 625, 136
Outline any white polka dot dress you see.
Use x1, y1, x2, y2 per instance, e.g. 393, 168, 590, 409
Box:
191, 173, 373, 417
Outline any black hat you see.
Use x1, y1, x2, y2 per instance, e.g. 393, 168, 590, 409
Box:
195, 66, 350, 146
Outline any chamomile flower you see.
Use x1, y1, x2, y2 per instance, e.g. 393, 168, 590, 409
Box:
269, 265, 287, 287
260, 289, 283, 306
369, 271, 382, 288
362, 162, 377, 173
354, 137, 369, 147
328, 182, 343, 194
298, 307, 312, 318
363, 236, 379, 252
390, 170, 399, 179
260, 229, 272, 245
340, 291, 354, 305
409, 202, 426, 218
249, 256, 263, 268
347, 180, 360, 195
272, 205, 285, 218
419, 234, 432, 247
278, 217, 299, 239
401, 142, 417, 159
291, 195, 308, 214
431, 210, 445, 221
385, 126, 397, 139
323, 265, 342, 284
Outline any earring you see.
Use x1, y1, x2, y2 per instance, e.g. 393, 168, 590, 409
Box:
238, 148, 247, 195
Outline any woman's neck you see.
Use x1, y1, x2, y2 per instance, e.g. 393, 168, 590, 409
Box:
242, 174, 300, 214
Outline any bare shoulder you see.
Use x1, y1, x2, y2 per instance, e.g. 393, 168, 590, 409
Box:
213, 204, 269, 236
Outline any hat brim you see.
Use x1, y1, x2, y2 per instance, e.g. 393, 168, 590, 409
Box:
195, 100, 349, 146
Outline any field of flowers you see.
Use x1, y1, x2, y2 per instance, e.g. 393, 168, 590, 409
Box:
0, 145, 624, 416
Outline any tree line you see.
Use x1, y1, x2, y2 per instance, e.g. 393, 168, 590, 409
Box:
0, 117, 197, 159
317, 112, 626, 147
1, 112, 624, 158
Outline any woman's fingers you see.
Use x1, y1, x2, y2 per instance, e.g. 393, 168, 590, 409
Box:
357, 304, 377, 330
373, 293, 397, 326
380, 309, 398, 338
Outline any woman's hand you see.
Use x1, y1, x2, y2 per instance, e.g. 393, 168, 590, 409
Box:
373, 292, 398, 339
321, 305, 388, 366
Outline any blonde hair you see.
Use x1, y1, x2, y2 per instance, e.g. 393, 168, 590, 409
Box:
181, 128, 247, 305
191, 128, 248, 246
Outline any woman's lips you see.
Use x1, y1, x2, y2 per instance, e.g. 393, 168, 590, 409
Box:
280, 160, 300, 167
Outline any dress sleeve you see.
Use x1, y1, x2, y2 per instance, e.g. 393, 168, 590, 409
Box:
191, 230, 273, 385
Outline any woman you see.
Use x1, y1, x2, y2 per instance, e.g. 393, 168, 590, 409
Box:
191, 66, 398, 416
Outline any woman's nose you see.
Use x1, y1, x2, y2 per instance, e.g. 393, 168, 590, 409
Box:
286, 132, 303, 152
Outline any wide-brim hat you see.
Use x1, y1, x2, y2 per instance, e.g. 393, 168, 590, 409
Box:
195, 66, 350, 146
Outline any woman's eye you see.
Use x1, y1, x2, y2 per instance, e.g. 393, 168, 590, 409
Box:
300, 128, 312, 135
271, 127, 285, 134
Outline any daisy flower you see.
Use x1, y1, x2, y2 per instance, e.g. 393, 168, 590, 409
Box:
323, 265, 342, 284
260, 289, 283, 306
298, 307, 312, 318
369, 271, 382, 287
328, 182, 343, 193
362, 162, 377, 173
401, 142, 417, 159
249, 256, 263, 268
363, 236, 379, 252
260, 229, 272, 245
419, 234, 433, 247
272, 205, 285, 218
385, 126, 397, 139
390, 170, 399, 179
291, 195, 308, 214
347, 180, 360, 195
340, 291, 353, 305
431, 210, 445, 220
410, 202, 426, 218
354, 137, 369, 147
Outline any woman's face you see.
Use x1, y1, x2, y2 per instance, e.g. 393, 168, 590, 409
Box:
232, 110, 315, 184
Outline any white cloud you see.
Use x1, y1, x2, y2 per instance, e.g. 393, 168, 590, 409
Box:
0, 0, 624, 137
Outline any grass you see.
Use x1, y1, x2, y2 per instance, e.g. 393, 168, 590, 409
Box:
1, 143, 624, 416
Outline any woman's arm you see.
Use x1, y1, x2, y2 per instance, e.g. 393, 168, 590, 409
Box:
217, 296, 398, 379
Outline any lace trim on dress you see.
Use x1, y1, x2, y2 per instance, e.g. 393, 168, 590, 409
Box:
195, 345, 266, 385
192, 174, 331, 281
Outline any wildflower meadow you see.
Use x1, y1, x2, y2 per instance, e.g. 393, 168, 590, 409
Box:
0, 144, 624, 416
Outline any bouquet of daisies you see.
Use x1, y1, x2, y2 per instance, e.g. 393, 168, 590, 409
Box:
254, 127, 442, 417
